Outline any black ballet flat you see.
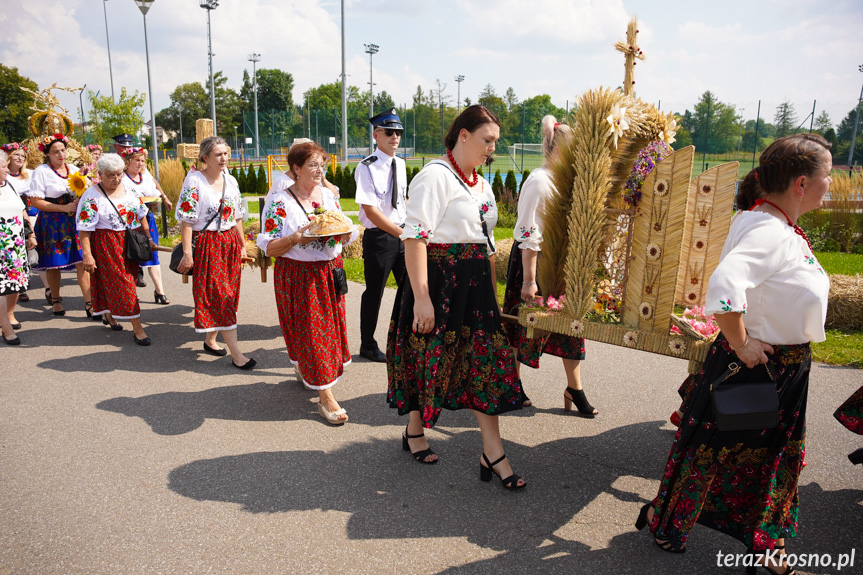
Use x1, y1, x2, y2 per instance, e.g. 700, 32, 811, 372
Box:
11, 322, 21, 330
232, 358, 257, 370
402, 424, 437, 464
102, 317, 123, 331
203, 342, 228, 356
134, 334, 151, 346
18, 291, 29, 302
3, 334, 21, 346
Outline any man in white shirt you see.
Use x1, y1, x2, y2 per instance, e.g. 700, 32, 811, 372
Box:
355, 108, 407, 362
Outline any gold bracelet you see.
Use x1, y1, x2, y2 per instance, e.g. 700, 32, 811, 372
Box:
730, 336, 750, 351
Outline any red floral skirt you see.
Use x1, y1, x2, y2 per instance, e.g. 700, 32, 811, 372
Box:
649, 334, 811, 552
501, 241, 585, 367
387, 243, 523, 428
834, 385, 863, 435
90, 229, 140, 319
274, 256, 350, 389
192, 228, 242, 333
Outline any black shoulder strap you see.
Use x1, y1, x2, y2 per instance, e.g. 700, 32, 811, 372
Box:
286, 187, 312, 222
201, 176, 227, 232
98, 183, 131, 230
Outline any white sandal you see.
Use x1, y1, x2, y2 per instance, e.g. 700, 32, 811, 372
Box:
318, 403, 348, 425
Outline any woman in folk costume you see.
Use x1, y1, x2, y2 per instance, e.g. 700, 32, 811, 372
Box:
636, 134, 832, 575
501, 115, 597, 416
387, 105, 526, 489
175, 137, 255, 369
257, 142, 356, 425
76, 153, 154, 345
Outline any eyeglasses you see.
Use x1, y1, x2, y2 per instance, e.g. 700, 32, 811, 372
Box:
375, 129, 402, 137
304, 162, 326, 171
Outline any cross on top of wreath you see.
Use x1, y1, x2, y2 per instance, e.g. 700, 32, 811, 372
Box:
614, 18, 645, 97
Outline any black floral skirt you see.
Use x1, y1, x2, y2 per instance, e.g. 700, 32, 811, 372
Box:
649, 334, 812, 551
501, 240, 585, 367
386, 243, 524, 428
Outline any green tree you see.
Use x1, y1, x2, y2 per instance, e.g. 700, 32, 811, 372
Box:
681, 92, 741, 154
519, 170, 530, 195
504, 87, 518, 113
477, 84, 507, 124
492, 169, 503, 199
257, 164, 268, 196
814, 110, 832, 134
246, 163, 257, 195
0, 64, 39, 143
773, 101, 797, 138
504, 170, 517, 193
208, 71, 243, 137
155, 82, 209, 144
88, 87, 146, 145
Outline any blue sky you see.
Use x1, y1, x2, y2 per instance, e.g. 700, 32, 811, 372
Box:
4, 0, 863, 131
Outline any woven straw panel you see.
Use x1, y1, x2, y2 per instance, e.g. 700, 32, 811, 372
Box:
622, 146, 694, 331
675, 162, 738, 306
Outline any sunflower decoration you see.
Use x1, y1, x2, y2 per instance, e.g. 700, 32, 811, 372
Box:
68, 172, 91, 197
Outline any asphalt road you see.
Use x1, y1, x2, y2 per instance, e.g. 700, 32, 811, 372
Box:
1, 268, 861, 575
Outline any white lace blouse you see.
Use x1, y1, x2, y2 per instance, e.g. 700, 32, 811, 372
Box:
28, 164, 80, 199
513, 166, 553, 251
704, 211, 830, 345
175, 170, 245, 232
256, 188, 357, 262
75, 185, 148, 232
125, 170, 158, 201
398, 160, 497, 252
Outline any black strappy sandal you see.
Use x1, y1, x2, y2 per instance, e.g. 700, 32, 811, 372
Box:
50, 296, 65, 316
564, 387, 597, 417
402, 424, 437, 464
44, 288, 51, 305
635, 503, 686, 553
480, 453, 526, 489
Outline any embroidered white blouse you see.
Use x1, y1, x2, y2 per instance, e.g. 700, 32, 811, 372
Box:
175, 170, 245, 232
125, 170, 158, 202
514, 166, 554, 251
75, 184, 148, 232
28, 163, 80, 199
354, 148, 407, 228
704, 211, 830, 345
6, 171, 31, 199
399, 160, 497, 252
256, 188, 357, 262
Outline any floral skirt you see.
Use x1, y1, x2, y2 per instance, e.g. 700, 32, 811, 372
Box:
387, 243, 524, 428
834, 385, 863, 435
90, 230, 140, 319
192, 228, 242, 333
275, 256, 350, 390
649, 334, 811, 551
33, 205, 82, 271
0, 214, 30, 295
501, 240, 585, 367
139, 211, 160, 267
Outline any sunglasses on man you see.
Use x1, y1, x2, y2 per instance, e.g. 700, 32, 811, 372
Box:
375, 129, 402, 137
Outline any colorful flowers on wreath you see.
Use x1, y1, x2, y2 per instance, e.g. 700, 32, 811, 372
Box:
120, 147, 147, 159
670, 305, 719, 337
623, 140, 673, 206
37, 133, 70, 152
1, 142, 27, 154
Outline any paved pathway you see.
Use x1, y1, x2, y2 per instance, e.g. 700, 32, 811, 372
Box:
1, 268, 861, 574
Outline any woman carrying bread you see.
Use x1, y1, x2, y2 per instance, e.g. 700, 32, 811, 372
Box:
256, 141, 357, 425
175, 137, 255, 369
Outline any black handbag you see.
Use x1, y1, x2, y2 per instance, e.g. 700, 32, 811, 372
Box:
332, 266, 348, 296
99, 184, 152, 262
169, 178, 226, 275
710, 361, 779, 432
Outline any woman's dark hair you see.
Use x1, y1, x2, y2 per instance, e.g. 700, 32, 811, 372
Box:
736, 133, 831, 210
443, 105, 501, 152
287, 141, 326, 179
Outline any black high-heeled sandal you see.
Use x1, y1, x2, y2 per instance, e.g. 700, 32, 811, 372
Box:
564, 387, 597, 417
102, 316, 123, 331
49, 296, 65, 316
44, 288, 51, 305
635, 503, 686, 553
402, 424, 437, 464
480, 453, 526, 489
85, 301, 94, 319
154, 291, 170, 305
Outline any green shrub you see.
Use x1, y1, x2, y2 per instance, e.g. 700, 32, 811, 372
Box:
519, 170, 531, 195
504, 170, 517, 195
492, 170, 503, 200
246, 164, 257, 195
257, 164, 268, 195
852, 244, 863, 255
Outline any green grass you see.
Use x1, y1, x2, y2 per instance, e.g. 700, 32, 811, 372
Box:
815, 252, 863, 276
812, 330, 863, 368
339, 198, 359, 212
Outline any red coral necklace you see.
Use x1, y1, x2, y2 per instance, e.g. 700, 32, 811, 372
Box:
126, 172, 143, 185
750, 199, 811, 250
51, 163, 69, 179
446, 149, 478, 187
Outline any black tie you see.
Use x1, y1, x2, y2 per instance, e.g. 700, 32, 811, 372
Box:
390, 160, 398, 209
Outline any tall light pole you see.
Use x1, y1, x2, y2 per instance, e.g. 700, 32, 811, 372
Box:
134, 0, 164, 236
102, 0, 115, 101
78, 84, 87, 143
364, 43, 378, 151
233, 126, 238, 154
248, 53, 261, 158
848, 64, 863, 167
340, 0, 347, 164
455, 75, 464, 115
200, 0, 219, 136
178, 103, 183, 143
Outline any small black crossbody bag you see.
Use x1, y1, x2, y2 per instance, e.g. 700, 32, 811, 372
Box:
710, 361, 779, 432
98, 184, 152, 262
